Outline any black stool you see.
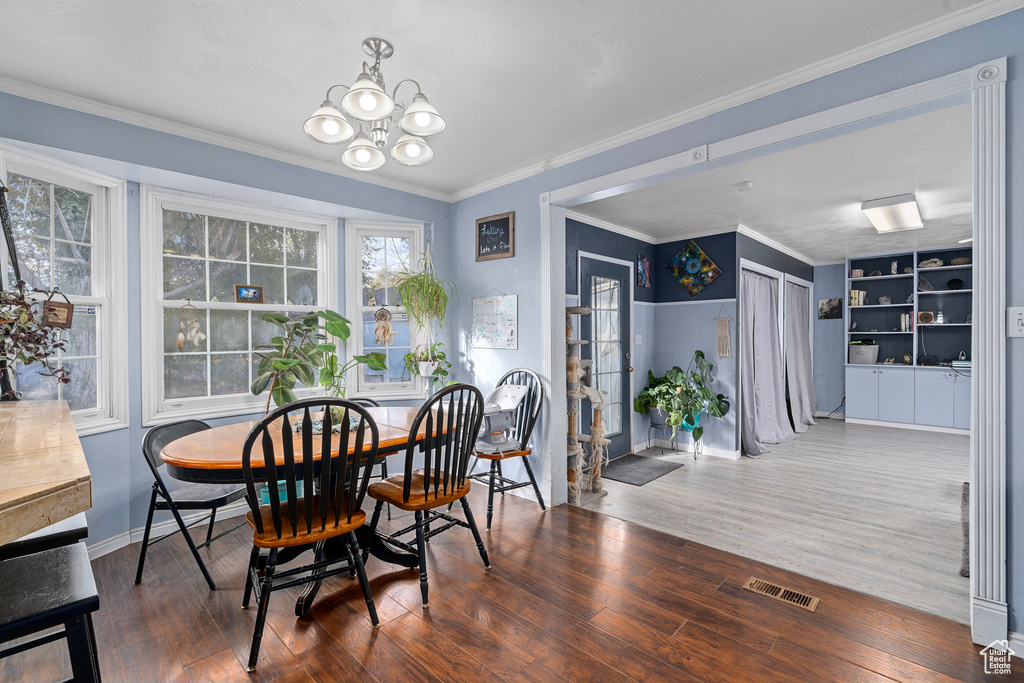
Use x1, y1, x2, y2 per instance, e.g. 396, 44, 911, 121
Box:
0, 513, 88, 561
0, 542, 101, 682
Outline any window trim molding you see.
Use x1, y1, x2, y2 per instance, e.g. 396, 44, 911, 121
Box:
140, 185, 338, 425
0, 144, 129, 436
344, 219, 427, 400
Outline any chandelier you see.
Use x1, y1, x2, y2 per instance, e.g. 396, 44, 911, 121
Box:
303, 37, 446, 172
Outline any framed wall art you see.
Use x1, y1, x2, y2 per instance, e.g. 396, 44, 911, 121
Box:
475, 211, 514, 261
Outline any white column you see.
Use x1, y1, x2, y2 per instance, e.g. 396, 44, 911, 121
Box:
970, 57, 1007, 646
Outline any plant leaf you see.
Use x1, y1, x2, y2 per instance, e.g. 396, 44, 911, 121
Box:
251, 371, 275, 395
271, 384, 297, 407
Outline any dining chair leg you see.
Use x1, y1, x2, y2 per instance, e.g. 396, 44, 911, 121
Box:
364, 500, 384, 565
204, 507, 218, 545
487, 460, 497, 531
348, 531, 380, 628
522, 456, 546, 511
496, 460, 505, 496
468, 454, 479, 476
134, 485, 158, 584
414, 511, 429, 608
460, 497, 491, 570
242, 544, 260, 608
247, 548, 276, 672
380, 460, 391, 521
167, 498, 216, 590
65, 614, 100, 683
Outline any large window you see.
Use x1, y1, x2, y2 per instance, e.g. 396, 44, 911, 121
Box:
345, 221, 424, 399
0, 150, 128, 435
142, 187, 336, 423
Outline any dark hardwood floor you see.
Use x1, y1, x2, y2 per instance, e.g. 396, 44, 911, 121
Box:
1, 488, 1014, 683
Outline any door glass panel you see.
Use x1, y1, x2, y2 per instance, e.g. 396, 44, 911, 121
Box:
590, 275, 622, 435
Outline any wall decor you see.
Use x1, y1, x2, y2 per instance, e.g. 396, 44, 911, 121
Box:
373, 306, 395, 345
636, 254, 651, 288
851, 268, 864, 278
817, 298, 842, 320
918, 311, 935, 324
475, 211, 514, 261
176, 299, 206, 351
877, 295, 892, 305
43, 289, 74, 330
234, 284, 264, 304
471, 294, 517, 349
667, 240, 721, 298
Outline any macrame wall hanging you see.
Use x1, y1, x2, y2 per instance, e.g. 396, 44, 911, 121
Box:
176, 299, 206, 351
715, 305, 732, 359
374, 306, 395, 345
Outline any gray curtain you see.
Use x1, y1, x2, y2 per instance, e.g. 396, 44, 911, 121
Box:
740, 270, 794, 457
785, 281, 817, 433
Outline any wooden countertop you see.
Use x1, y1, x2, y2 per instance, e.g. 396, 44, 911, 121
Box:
0, 400, 91, 546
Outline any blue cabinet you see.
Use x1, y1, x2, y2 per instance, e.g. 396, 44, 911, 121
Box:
914, 369, 955, 427
845, 365, 914, 423
845, 366, 880, 420
953, 373, 971, 430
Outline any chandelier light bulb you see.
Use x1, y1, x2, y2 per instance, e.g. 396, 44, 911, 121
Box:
321, 118, 340, 136
355, 147, 371, 163
303, 101, 354, 144
414, 112, 431, 128
359, 92, 377, 112
405, 142, 421, 158
391, 134, 432, 166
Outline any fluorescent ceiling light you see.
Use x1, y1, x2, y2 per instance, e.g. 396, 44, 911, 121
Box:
860, 193, 923, 233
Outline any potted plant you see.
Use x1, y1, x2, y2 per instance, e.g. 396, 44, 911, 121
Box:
250, 309, 385, 413
392, 251, 456, 381
633, 350, 730, 447
0, 282, 71, 399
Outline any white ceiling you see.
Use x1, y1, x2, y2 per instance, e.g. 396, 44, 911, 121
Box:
572, 103, 973, 264
0, 1, 1014, 199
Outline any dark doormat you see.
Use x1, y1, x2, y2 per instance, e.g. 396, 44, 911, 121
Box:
601, 454, 683, 486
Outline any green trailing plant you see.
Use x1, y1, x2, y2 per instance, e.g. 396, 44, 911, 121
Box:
250, 309, 385, 413
0, 282, 70, 399
633, 350, 730, 443
393, 253, 456, 377
404, 342, 453, 389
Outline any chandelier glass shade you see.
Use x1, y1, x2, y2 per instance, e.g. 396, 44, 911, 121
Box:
304, 38, 445, 172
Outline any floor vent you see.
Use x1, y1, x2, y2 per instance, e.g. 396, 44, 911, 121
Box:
743, 577, 820, 612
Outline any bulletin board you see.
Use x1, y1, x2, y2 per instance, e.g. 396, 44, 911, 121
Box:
471, 294, 518, 349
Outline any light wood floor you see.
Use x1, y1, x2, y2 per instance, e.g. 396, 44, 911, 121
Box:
582, 417, 971, 624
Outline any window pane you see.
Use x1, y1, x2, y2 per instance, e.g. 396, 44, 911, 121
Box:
13, 234, 51, 290
53, 240, 91, 296
211, 353, 249, 396
207, 216, 247, 261
387, 350, 409, 383
363, 270, 386, 306
14, 362, 59, 400
164, 307, 208, 353
62, 358, 98, 411
209, 261, 248, 302
53, 185, 92, 243
210, 310, 249, 352
385, 237, 410, 273
164, 355, 208, 399
361, 236, 385, 272
163, 256, 207, 301
8, 174, 50, 237
249, 224, 284, 264
163, 210, 205, 257
250, 265, 284, 304
65, 306, 97, 357
286, 268, 317, 306
286, 228, 317, 269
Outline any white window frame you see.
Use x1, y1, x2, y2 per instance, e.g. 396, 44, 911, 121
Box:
140, 186, 338, 425
0, 144, 129, 436
345, 220, 427, 400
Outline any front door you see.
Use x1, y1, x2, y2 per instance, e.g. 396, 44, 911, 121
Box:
580, 258, 632, 458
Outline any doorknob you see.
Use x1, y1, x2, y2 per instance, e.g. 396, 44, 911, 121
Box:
626, 366, 633, 372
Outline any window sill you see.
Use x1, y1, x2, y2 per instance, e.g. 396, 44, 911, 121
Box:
74, 415, 130, 438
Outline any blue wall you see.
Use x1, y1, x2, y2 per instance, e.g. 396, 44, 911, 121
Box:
812, 264, 847, 415
452, 9, 1024, 630
656, 233, 737, 301
565, 218, 655, 302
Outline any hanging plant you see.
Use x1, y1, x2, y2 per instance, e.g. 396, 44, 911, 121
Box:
0, 282, 71, 399
393, 252, 456, 375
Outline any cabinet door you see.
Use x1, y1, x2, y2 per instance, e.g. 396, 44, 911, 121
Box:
877, 368, 915, 423
845, 366, 878, 420
915, 370, 954, 427
953, 373, 971, 430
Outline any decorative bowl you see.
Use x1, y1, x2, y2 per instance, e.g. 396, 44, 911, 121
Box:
947, 278, 964, 291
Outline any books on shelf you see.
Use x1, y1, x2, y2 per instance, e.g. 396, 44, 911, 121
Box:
898, 313, 914, 332
848, 289, 867, 306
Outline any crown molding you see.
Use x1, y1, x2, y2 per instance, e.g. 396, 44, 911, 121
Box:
564, 210, 656, 244
450, 0, 1024, 203
734, 224, 819, 266
0, 75, 453, 203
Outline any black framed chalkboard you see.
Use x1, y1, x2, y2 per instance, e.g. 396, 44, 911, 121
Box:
475, 211, 515, 261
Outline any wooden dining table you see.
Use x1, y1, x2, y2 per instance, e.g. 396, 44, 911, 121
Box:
160, 406, 427, 615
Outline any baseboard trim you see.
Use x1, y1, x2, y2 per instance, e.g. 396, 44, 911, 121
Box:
972, 595, 1008, 646
845, 417, 969, 435
813, 411, 846, 419
87, 501, 249, 561
1007, 630, 1024, 652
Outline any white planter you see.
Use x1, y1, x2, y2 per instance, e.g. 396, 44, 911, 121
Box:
417, 360, 437, 376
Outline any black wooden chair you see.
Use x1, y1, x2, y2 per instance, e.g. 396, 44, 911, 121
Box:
0, 512, 88, 561
467, 368, 546, 530
136, 420, 249, 590
0, 542, 101, 682
240, 398, 381, 672
351, 397, 392, 520
366, 383, 489, 609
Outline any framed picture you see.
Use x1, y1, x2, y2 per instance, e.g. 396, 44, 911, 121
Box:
817, 298, 842, 320
667, 240, 722, 297
43, 300, 74, 329
475, 211, 514, 261
234, 284, 265, 304
636, 254, 651, 288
